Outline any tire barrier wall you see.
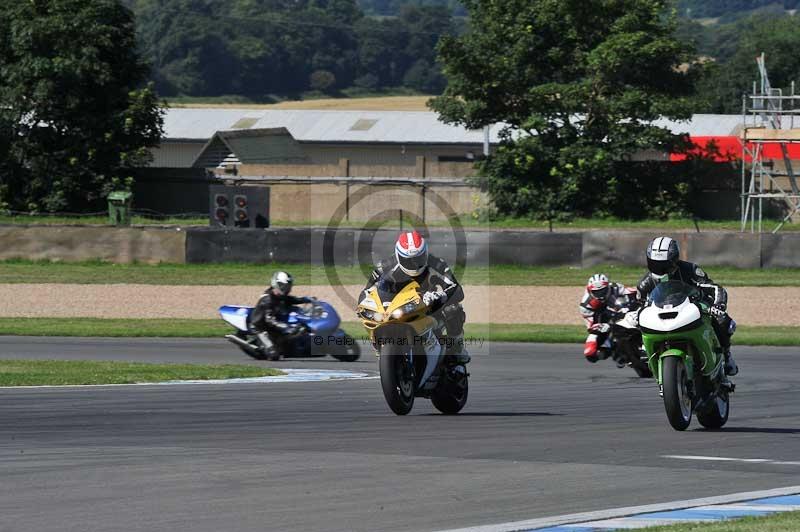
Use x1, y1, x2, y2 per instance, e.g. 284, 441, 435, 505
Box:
1, 225, 798, 268
0, 226, 186, 264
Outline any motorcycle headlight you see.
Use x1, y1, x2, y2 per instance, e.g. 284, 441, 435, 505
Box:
361, 309, 382, 321
391, 302, 419, 319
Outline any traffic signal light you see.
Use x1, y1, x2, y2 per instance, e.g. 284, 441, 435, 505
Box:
214, 194, 229, 225
208, 185, 269, 228
234, 195, 249, 227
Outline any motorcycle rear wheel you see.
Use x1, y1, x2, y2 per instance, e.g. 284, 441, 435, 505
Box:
662, 356, 692, 431
332, 335, 361, 362
431, 366, 469, 415
631, 358, 653, 379
235, 332, 268, 360
379, 343, 415, 415
697, 391, 730, 429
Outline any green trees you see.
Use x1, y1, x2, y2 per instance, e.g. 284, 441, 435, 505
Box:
128, 0, 457, 98
677, 0, 800, 19
688, 15, 800, 113
431, 0, 696, 222
0, 0, 163, 212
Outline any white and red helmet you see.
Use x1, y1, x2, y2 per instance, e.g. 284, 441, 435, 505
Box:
395, 230, 429, 277
587, 273, 610, 302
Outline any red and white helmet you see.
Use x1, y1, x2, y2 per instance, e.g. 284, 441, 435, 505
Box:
395, 230, 429, 277
587, 273, 610, 302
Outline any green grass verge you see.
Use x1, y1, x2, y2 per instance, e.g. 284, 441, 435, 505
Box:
0, 318, 796, 346
0, 359, 282, 386
636, 510, 800, 532
2, 260, 797, 286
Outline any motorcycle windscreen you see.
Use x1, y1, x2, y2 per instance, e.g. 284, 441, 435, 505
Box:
649, 280, 699, 308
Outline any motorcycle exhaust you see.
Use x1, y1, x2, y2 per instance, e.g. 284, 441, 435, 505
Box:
225, 334, 258, 353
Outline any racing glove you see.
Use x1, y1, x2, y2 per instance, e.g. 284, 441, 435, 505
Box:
422, 289, 446, 307
710, 303, 727, 321
589, 323, 611, 334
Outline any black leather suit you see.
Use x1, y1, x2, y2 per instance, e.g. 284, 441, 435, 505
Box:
363, 254, 465, 340
251, 289, 311, 342
637, 260, 733, 351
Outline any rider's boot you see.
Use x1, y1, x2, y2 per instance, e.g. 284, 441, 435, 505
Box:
257, 332, 280, 361
584, 334, 599, 363
446, 334, 470, 365
724, 349, 738, 376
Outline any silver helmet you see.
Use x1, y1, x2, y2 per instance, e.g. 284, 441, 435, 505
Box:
270, 271, 293, 295
646, 237, 680, 277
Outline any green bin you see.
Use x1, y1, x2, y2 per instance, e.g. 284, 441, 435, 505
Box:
107, 191, 133, 226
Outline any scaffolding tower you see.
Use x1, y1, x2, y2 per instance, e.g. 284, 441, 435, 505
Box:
741, 53, 800, 233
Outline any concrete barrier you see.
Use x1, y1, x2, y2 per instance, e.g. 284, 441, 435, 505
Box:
761, 233, 800, 268
684, 233, 761, 269
185, 228, 358, 265
185, 228, 270, 263
1, 225, 798, 268
582, 231, 657, 267
0, 226, 186, 264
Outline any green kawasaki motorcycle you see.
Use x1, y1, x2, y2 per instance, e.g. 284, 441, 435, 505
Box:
639, 280, 735, 431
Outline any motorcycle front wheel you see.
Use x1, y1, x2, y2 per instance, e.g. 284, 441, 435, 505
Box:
662, 356, 693, 431
379, 343, 415, 415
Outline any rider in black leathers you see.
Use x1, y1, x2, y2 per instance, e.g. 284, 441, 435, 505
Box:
251, 271, 313, 357
637, 236, 738, 376
363, 230, 469, 365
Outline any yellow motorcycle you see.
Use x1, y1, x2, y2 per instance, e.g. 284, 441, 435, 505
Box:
357, 278, 469, 415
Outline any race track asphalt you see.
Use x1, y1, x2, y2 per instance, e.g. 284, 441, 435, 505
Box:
0, 337, 798, 532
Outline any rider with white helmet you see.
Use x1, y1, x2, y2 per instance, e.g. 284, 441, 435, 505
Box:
250, 271, 315, 359
362, 230, 469, 365
637, 236, 738, 376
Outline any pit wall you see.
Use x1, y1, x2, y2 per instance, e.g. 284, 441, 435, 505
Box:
2, 226, 797, 268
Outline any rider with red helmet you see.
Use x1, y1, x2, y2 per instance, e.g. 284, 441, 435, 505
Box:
579, 273, 637, 363
362, 230, 469, 365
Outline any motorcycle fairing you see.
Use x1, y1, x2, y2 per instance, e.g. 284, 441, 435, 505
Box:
219, 305, 252, 332
639, 298, 701, 333
416, 328, 444, 388
360, 280, 444, 391
287, 301, 341, 333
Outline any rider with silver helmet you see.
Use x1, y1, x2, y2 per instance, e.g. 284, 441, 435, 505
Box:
637, 236, 738, 376
362, 230, 469, 365
250, 271, 315, 358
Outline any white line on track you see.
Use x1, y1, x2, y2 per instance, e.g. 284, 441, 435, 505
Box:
0, 369, 377, 390
435, 485, 800, 532
663, 454, 800, 466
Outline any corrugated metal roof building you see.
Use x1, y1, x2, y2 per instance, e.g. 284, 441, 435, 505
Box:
152, 109, 505, 174
152, 108, 754, 170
